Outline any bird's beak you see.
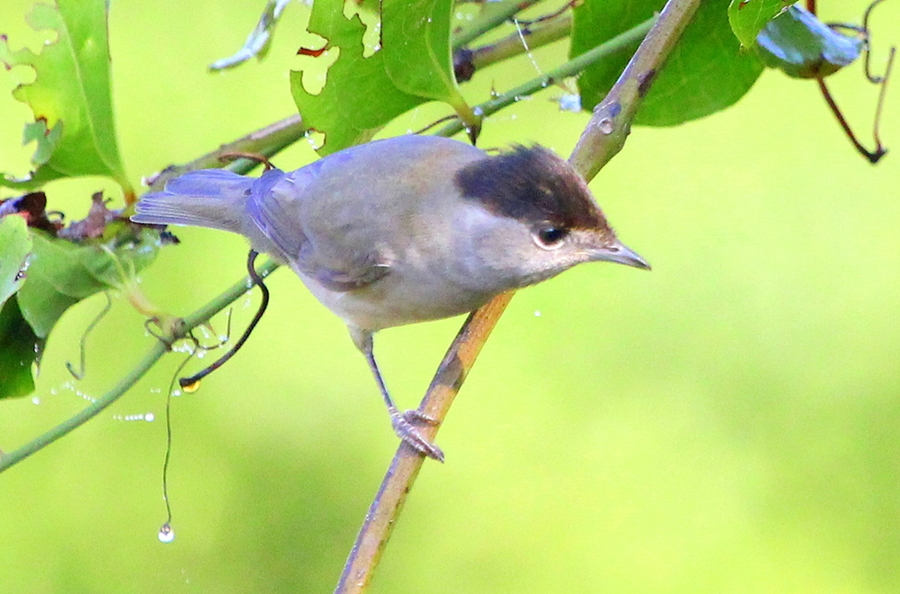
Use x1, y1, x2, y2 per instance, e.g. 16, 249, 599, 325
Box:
592, 239, 651, 270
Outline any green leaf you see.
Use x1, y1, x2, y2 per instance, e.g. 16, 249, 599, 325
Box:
292, 0, 477, 153
0, 216, 37, 397
381, 0, 478, 127
727, 0, 790, 49
291, 0, 423, 154
0, 296, 41, 399
209, 0, 292, 71
571, 0, 765, 126
16, 226, 160, 339
753, 4, 865, 79
0, 215, 32, 308
0, 0, 132, 195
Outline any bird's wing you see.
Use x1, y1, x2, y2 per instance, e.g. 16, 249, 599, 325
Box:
247, 163, 391, 293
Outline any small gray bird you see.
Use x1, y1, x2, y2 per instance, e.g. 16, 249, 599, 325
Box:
132, 135, 648, 460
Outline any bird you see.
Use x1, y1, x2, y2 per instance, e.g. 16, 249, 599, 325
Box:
132, 134, 649, 461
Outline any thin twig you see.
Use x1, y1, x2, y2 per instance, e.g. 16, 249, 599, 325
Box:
178, 250, 271, 388
146, 114, 307, 191
468, 12, 572, 72
815, 76, 887, 163
452, 0, 543, 50
334, 1, 702, 592
437, 17, 656, 138
65, 292, 113, 380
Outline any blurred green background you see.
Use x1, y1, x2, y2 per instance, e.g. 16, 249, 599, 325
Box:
2, 1, 900, 592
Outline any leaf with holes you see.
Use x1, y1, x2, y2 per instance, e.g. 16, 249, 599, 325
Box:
571, 0, 765, 126
290, 0, 423, 154
0, 0, 133, 198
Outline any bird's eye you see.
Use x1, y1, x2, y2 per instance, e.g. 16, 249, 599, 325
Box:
532, 225, 569, 249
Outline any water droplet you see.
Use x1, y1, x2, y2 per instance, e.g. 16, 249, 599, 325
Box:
74, 390, 97, 403
172, 390, 182, 397
145, 413, 155, 422
115, 413, 153, 422
534, 311, 542, 317
558, 94, 582, 113
31, 396, 41, 405
597, 118, 614, 135
158, 523, 175, 543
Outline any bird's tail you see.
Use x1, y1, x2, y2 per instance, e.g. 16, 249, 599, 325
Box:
131, 169, 255, 234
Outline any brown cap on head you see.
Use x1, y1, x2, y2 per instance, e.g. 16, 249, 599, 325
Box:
453, 145, 610, 232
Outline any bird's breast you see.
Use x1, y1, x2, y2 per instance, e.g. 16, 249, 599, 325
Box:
292, 261, 493, 332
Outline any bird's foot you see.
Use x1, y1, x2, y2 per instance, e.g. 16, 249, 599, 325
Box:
389, 409, 444, 462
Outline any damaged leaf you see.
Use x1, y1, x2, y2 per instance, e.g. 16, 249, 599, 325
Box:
0, 191, 63, 234
0, 0, 133, 199
290, 0, 474, 154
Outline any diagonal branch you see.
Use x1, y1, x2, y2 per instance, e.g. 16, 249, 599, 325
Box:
436, 17, 654, 139
334, 295, 512, 592
452, 0, 543, 50
334, 1, 702, 593
570, 0, 700, 180
146, 114, 307, 191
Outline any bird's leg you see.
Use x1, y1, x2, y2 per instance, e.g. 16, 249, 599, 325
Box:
350, 327, 445, 462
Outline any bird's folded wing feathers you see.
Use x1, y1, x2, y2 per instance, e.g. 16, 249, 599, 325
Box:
248, 164, 392, 293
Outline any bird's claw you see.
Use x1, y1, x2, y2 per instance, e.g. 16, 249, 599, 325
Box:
390, 409, 444, 462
